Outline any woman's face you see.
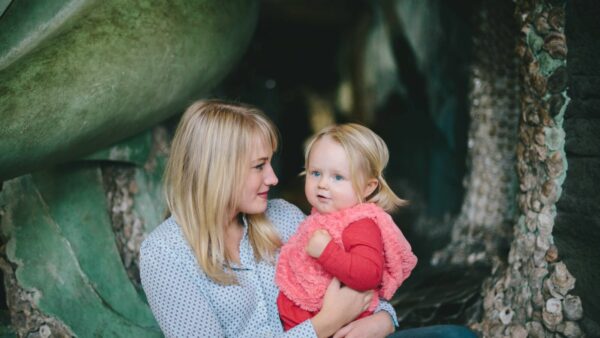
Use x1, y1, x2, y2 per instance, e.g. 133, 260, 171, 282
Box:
236, 138, 278, 216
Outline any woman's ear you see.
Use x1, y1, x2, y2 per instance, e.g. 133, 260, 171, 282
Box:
362, 178, 379, 199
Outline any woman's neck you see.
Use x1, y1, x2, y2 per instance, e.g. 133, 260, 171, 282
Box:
224, 216, 244, 264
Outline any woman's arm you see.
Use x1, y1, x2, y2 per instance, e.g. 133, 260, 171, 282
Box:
332, 297, 398, 338
140, 240, 225, 337
333, 311, 395, 338
310, 278, 374, 338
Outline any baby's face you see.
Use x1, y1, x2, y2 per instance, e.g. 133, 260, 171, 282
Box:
304, 136, 361, 214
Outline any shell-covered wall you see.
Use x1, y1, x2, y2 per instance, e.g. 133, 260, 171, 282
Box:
433, 0, 598, 336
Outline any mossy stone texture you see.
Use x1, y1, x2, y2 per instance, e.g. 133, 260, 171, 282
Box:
0, 0, 259, 180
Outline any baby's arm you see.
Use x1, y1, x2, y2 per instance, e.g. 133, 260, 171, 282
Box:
311, 218, 384, 291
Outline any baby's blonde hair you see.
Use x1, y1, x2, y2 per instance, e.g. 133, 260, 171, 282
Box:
304, 123, 407, 212
164, 99, 281, 285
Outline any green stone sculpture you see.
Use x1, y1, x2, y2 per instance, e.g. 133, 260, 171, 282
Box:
0, 0, 259, 180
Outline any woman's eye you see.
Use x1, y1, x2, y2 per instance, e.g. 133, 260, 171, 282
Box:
254, 163, 265, 170
334, 175, 344, 181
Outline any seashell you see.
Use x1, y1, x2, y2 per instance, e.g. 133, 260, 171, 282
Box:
541, 180, 557, 203
516, 40, 528, 58
546, 151, 563, 178
499, 306, 514, 324
544, 303, 568, 333
532, 288, 545, 310
527, 60, 540, 76
544, 274, 564, 300
527, 303, 533, 318
543, 31, 567, 59
537, 207, 554, 234
509, 324, 528, 338
534, 128, 545, 145
556, 321, 583, 338
551, 262, 576, 295
535, 144, 547, 161
531, 73, 547, 96
536, 235, 551, 251
547, 7, 565, 31
484, 290, 496, 310
538, 106, 554, 127
488, 324, 504, 338
526, 321, 546, 338
525, 233, 537, 252
545, 245, 558, 263
39, 325, 52, 338
528, 109, 541, 125
548, 94, 566, 117
531, 198, 542, 212
534, 12, 551, 35
545, 298, 562, 314
563, 295, 583, 321
533, 267, 549, 285
520, 124, 532, 145
547, 66, 568, 94
533, 249, 547, 267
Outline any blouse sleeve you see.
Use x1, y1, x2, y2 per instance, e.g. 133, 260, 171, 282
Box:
140, 239, 224, 337
375, 299, 399, 327
277, 321, 317, 338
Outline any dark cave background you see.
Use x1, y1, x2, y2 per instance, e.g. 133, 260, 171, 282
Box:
214, 0, 475, 267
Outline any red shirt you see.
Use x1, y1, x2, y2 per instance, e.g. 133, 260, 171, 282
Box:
278, 218, 384, 330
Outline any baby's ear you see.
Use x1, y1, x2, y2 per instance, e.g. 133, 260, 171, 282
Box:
362, 178, 379, 199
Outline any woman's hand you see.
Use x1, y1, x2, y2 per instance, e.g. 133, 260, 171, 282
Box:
333, 311, 395, 338
311, 278, 373, 338
306, 229, 331, 258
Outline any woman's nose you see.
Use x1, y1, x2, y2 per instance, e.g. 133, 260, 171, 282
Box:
264, 165, 278, 186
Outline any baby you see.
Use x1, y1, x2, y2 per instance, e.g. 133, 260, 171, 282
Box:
275, 123, 417, 330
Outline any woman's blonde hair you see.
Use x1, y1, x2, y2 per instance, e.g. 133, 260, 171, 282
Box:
304, 123, 407, 213
164, 99, 282, 285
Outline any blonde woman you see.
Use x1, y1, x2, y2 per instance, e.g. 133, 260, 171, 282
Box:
139, 100, 397, 337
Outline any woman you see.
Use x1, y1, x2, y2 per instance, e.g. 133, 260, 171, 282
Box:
140, 99, 476, 338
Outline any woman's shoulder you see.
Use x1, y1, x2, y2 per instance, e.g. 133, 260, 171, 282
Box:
140, 216, 209, 278
266, 199, 306, 243
141, 217, 189, 260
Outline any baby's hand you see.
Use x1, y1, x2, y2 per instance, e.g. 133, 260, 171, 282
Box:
306, 229, 331, 258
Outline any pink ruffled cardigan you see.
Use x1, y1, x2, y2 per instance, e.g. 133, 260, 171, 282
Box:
275, 203, 417, 312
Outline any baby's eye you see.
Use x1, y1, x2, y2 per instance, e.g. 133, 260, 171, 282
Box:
334, 174, 344, 181
310, 171, 321, 177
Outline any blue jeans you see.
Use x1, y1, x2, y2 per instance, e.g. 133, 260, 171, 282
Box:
388, 325, 478, 338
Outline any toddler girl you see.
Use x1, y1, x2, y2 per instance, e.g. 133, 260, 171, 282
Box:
275, 123, 418, 331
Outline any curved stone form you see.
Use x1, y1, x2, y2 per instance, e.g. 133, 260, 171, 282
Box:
0, 0, 99, 71
0, 0, 259, 180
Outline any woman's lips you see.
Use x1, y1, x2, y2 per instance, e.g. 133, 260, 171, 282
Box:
258, 191, 269, 199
